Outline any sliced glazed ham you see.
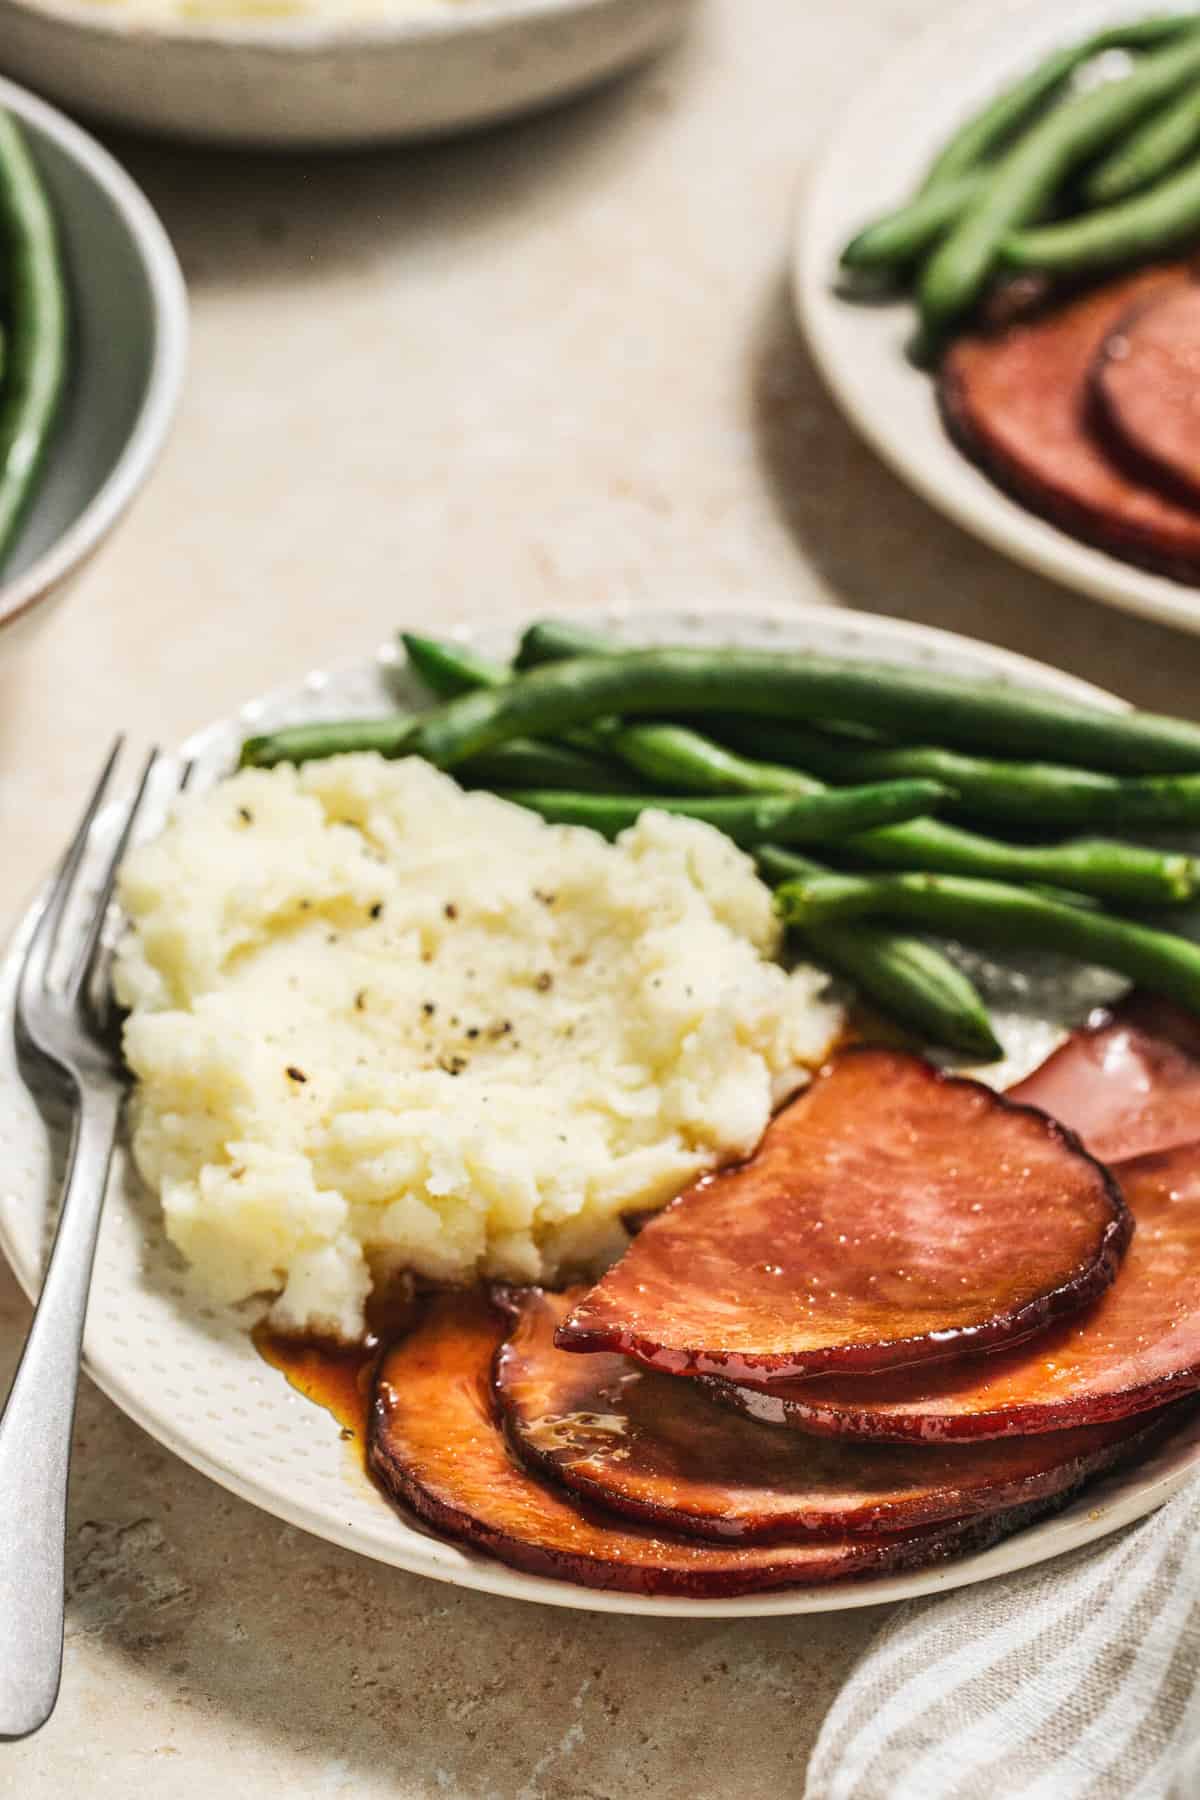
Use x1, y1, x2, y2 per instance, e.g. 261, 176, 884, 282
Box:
940, 263, 1200, 583
367, 1290, 1092, 1596
1008, 994, 1200, 1167
708, 1003, 1200, 1441
707, 1146, 1200, 1441
496, 1287, 1168, 1541
1094, 285, 1200, 508
555, 1048, 1130, 1383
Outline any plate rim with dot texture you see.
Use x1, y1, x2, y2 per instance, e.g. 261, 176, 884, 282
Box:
795, 0, 1200, 639
4, 599, 1200, 1618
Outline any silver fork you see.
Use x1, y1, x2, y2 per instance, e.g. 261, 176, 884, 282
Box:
0, 741, 173, 1741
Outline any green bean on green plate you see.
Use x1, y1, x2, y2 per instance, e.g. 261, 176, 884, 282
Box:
0, 109, 68, 567
776, 870, 1200, 1013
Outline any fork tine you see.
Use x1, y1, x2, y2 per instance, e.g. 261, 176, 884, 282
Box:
17, 738, 123, 1013
67, 746, 160, 1013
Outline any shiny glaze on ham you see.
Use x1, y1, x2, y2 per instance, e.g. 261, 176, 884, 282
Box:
366, 1290, 1092, 1596
1009, 994, 1200, 1167
708, 1003, 1200, 1441
496, 1287, 1168, 1541
556, 1048, 1129, 1382
708, 1147, 1200, 1441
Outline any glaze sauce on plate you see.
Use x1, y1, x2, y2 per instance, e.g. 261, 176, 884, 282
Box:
254, 1288, 420, 1455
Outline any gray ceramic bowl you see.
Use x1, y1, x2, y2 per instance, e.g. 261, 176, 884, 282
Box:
0, 0, 695, 148
0, 77, 187, 635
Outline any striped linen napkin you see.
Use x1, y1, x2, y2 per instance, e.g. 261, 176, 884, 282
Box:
804, 1480, 1200, 1800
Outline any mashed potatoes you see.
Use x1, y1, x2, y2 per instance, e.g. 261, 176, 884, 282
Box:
115, 755, 843, 1339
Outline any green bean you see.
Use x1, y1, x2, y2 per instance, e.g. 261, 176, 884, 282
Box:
776, 870, 1200, 1012
712, 718, 1200, 831
846, 817, 1194, 906
1003, 153, 1200, 273
811, 924, 1004, 1058
758, 846, 1002, 1058
0, 110, 68, 566
403, 630, 636, 779
607, 723, 824, 796
1086, 83, 1200, 202
842, 20, 1200, 276
840, 174, 984, 273
604, 717, 1194, 903
755, 845, 828, 884
495, 780, 951, 848
240, 716, 417, 768
405, 646, 1200, 774
239, 711, 632, 792
919, 32, 1200, 334
515, 618, 621, 670
458, 740, 641, 794
919, 16, 1200, 192
402, 632, 507, 697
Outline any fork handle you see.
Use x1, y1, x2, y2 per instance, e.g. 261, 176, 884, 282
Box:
0, 1083, 122, 1740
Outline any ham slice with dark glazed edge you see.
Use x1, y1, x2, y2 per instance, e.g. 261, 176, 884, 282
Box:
706, 1004, 1200, 1442
367, 1290, 1105, 1597
939, 263, 1200, 583
495, 1286, 1170, 1543
1008, 994, 1200, 1168
1093, 284, 1200, 509
555, 1048, 1130, 1384
706, 1148, 1200, 1442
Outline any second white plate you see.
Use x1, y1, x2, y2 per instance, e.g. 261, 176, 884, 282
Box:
796, 0, 1200, 638
3, 602, 1199, 1617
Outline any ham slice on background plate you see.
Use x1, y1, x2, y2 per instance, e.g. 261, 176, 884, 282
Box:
940, 262, 1200, 582
1093, 284, 1200, 509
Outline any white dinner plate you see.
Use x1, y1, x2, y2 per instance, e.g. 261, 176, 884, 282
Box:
3, 601, 1200, 1618
796, 0, 1200, 638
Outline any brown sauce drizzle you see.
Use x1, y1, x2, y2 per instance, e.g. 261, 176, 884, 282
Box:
253, 1286, 422, 1459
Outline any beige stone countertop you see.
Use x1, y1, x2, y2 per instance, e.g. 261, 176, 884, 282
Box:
7, 0, 1200, 1792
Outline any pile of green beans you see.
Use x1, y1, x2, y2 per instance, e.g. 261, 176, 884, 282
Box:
239, 621, 1200, 1062
0, 111, 67, 572
840, 18, 1200, 338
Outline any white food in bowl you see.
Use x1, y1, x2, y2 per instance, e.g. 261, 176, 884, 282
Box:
113, 754, 844, 1339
